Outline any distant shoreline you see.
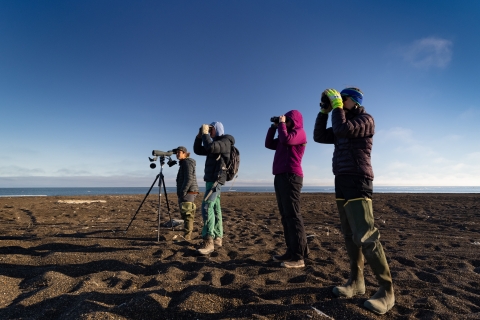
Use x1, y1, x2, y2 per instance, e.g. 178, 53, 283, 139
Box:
1, 186, 480, 197
2, 190, 480, 198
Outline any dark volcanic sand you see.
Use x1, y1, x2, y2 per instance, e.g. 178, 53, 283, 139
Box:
0, 193, 479, 319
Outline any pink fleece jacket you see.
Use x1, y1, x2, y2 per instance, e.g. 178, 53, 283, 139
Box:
265, 110, 307, 177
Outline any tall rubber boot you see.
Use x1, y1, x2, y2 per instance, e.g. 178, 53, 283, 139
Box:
333, 199, 365, 298
180, 202, 196, 241
344, 198, 395, 315
363, 242, 395, 314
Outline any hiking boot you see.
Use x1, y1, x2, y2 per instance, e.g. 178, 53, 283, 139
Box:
214, 237, 222, 247
272, 252, 292, 262
281, 259, 305, 268
197, 237, 214, 255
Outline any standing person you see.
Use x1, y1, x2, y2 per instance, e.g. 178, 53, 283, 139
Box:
174, 146, 199, 241
265, 110, 308, 268
313, 87, 395, 315
193, 121, 235, 255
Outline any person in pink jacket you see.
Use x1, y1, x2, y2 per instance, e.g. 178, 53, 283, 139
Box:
265, 109, 308, 268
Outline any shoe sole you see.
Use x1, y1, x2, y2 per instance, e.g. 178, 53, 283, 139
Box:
280, 262, 305, 268
197, 249, 214, 255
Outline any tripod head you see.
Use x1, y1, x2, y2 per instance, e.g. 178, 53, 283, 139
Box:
149, 150, 177, 169
126, 150, 176, 240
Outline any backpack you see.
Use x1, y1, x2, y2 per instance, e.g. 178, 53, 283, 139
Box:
224, 145, 240, 181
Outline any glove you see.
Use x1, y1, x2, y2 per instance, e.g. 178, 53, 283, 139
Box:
320, 108, 330, 114
324, 89, 343, 109
202, 124, 210, 134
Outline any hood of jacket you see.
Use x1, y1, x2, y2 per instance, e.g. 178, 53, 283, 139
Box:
285, 110, 304, 131
210, 121, 224, 137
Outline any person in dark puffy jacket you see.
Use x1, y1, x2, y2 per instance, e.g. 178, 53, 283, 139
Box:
313, 87, 394, 315
193, 121, 235, 255
265, 110, 308, 268
174, 146, 199, 241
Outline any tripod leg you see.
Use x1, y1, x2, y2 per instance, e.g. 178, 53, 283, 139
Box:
157, 173, 162, 242
161, 174, 174, 231
125, 174, 159, 233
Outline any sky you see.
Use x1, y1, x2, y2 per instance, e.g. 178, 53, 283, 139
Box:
1, 0, 479, 188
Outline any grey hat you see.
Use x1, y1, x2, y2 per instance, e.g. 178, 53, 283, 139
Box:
174, 146, 187, 153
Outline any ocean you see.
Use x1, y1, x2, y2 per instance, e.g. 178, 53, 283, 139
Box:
0, 186, 479, 197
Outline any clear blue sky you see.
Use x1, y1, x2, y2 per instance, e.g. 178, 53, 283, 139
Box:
1, 0, 479, 187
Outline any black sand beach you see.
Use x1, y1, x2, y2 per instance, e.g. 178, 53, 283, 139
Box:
0, 193, 479, 319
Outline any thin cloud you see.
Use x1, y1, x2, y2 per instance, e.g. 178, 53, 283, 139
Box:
458, 107, 480, 121
402, 37, 453, 69
54, 168, 93, 176
0, 165, 46, 176
376, 127, 414, 143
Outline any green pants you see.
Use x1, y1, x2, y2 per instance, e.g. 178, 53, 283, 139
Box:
201, 182, 223, 239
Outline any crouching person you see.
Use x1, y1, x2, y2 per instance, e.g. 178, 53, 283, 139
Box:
174, 146, 199, 241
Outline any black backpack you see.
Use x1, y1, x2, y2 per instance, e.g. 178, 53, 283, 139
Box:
224, 145, 240, 181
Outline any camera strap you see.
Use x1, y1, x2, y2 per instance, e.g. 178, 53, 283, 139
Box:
205, 156, 224, 201
204, 181, 219, 201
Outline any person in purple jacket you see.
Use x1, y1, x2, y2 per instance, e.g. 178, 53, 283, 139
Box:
265, 109, 308, 268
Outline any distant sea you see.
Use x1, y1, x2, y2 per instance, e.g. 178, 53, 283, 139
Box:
0, 186, 479, 197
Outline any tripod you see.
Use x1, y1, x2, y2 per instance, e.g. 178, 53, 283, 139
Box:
125, 156, 173, 241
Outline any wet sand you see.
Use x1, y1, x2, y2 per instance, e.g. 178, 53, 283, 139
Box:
0, 192, 479, 319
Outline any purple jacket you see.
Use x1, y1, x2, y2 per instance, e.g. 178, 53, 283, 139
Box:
265, 110, 307, 177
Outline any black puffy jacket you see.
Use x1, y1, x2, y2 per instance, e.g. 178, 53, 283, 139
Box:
176, 157, 199, 197
313, 106, 374, 180
193, 134, 235, 184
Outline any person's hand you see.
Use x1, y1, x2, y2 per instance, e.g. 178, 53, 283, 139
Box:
324, 89, 343, 109
197, 126, 203, 138
202, 124, 210, 134
279, 115, 286, 123
320, 92, 332, 114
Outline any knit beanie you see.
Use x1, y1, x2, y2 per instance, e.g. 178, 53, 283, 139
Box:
340, 87, 363, 106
